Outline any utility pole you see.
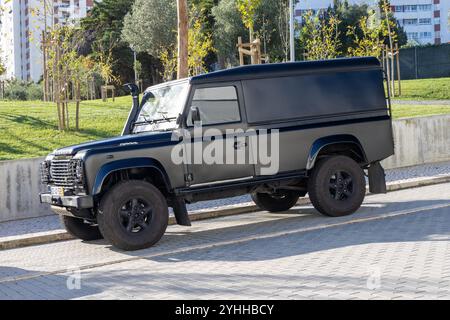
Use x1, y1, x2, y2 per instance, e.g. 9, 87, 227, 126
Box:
177, 0, 188, 79
289, 0, 295, 62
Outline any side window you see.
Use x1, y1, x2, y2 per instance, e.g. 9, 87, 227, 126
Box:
187, 86, 241, 126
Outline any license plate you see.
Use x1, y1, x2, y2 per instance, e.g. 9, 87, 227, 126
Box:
51, 186, 65, 197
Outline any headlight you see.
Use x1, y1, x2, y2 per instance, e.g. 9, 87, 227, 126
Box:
40, 161, 51, 184
70, 159, 85, 185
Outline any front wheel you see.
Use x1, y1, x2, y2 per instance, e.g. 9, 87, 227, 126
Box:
251, 191, 300, 212
308, 156, 366, 217
97, 180, 169, 251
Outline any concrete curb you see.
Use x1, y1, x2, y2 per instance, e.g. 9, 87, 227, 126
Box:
1, 175, 449, 250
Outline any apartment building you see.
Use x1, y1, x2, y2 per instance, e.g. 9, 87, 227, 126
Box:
0, 0, 94, 82
295, 0, 450, 45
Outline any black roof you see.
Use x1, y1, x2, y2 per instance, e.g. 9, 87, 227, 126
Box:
190, 57, 381, 84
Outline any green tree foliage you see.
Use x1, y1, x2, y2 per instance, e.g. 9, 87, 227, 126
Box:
158, 5, 216, 81
211, 0, 246, 67
212, 0, 294, 67
3, 80, 43, 101
300, 11, 342, 60
0, 57, 5, 77
298, 0, 407, 60
122, 0, 177, 58
236, 0, 261, 40
80, 0, 136, 85
188, 6, 216, 76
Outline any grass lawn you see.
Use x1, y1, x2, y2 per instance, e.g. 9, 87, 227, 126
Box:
1, 96, 450, 161
0, 96, 131, 160
396, 77, 450, 100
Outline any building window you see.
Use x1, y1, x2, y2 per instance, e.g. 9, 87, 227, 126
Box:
407, 32, 419, 39
395, 5, 404, 12
403, 19, 418, 25
404, 5, 418, 12
419, 32, 432, 38
418, 4, 432, 11
419, 18, 432, 25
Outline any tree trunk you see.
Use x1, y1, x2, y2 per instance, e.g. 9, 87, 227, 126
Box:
75, 81, 80, 130
177, 0, 188, 79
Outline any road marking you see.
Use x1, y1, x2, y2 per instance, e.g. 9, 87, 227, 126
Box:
1, 202, 449, 284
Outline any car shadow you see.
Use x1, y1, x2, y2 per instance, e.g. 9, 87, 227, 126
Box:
107, 199, 450, 263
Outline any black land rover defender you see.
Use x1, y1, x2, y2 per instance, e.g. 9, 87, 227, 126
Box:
40, 57, 394, 251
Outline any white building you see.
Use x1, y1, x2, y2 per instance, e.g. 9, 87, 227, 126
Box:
0, 0, 94, 82
295, 0, 450, 45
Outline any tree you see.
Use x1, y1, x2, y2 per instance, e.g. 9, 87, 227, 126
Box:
0, 57, 5, 77
177, 0, 189, 78
211, 0, 246, 67
346, 15, 385, 57
80, 0, 137, 85
122, 0, 177, 58
236, 0, 261, 41
212, 0, 293, 67
300, 10, 342, 60
122, 0, 177, 82
188, 6, 215, 76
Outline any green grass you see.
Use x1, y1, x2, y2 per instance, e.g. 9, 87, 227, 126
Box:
396, 77, 450, 100
1, 96, 450, 160
0, 96, 131, 160
391, 104, 450, 119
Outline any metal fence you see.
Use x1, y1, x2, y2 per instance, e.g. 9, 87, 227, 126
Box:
397, 43, 450, 80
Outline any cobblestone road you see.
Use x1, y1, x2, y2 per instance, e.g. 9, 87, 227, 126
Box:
0, 183, 449, 299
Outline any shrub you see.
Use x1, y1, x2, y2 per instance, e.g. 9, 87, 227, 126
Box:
3, 80, 43, 101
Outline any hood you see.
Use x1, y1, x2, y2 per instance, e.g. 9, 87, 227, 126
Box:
53, 131, 175, 156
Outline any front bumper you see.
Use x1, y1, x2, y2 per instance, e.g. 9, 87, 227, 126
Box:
39, 193, 94, 209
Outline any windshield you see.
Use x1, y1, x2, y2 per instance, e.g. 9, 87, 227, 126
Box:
133, 81, 189, 133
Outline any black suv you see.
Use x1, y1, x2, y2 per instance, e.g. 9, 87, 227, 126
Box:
40, 57, 394, 250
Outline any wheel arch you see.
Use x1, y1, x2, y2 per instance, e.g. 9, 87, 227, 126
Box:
92, 158, 172, 196
306, 134, 367, 170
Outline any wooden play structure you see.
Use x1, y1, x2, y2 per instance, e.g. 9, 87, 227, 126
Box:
236, 37, 269, 65
101, 85, 116, 102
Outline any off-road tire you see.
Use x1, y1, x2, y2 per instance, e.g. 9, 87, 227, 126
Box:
251, 191, 299, 212
97, 180, 168, 251
308, 156, 365, 217
60, 215, 103, 241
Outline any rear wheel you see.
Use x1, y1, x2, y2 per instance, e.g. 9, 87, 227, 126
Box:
251, 191, 299, 212
308, 156, 366, 217
60, 215, 103, 241
97, 180, 168, 251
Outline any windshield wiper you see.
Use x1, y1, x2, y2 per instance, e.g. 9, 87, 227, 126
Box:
132, 117, 177, 127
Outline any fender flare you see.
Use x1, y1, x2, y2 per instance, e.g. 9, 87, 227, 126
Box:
91, 158, 171, 195
306, 134, 367, 170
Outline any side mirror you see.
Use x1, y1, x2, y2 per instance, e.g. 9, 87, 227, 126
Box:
190, 106, 201, 123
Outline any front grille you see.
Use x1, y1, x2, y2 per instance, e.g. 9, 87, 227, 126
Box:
50, 159, 76, 187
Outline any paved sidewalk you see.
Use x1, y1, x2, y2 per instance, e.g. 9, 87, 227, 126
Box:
0, 161, 449, 244
0, 183, 449, 299
392, 99, 450, 105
